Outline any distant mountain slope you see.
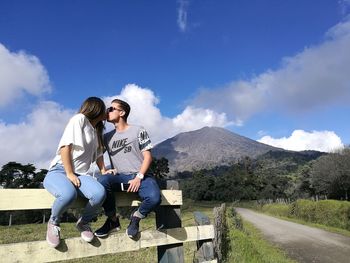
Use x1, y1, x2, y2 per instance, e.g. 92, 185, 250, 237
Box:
152, 126, 283, 175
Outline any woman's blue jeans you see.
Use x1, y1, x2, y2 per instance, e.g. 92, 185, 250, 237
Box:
43, 164, 106, 225
97, 174, 161, 218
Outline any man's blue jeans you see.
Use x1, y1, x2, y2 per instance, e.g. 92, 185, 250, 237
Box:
43, 164, 106, 225
97, 173, 161, 218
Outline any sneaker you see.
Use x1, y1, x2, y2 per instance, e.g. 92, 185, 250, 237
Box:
94, 217, 121, 237
126, 216, 141, 239
46, 221, 61, 248
76, 218, 94, 242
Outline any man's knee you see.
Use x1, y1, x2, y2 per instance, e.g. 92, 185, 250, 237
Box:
97, 174, 111, 187
148, 192, 161, 207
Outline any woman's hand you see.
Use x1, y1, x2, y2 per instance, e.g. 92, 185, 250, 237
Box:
100, 168, 116, 175
67, 172, 80, 187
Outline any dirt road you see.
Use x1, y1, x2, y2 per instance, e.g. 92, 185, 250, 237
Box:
235, 208, 350, 263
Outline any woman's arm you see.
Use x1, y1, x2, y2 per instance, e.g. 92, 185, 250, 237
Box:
60, 145, 80, 187
96, 155, 115, 175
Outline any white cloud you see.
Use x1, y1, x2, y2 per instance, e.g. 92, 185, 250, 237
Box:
177, 0, 189, 32
0, 43, 51, 107
191, 18, 350, 122
258, 130, 344, 152
103, 84, 232, 144
172, 106, 232, 132
0, 101, 73, 169
0, 83, 230, 169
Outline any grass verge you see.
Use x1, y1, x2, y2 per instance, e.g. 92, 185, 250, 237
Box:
226, 209, 296, 263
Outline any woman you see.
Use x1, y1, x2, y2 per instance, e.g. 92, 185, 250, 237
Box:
44, 97, 111, 248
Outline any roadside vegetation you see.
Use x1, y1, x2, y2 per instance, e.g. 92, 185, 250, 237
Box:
227, 207, 296, 263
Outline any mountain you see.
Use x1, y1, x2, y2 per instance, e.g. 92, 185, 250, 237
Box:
152, 126, 283, 175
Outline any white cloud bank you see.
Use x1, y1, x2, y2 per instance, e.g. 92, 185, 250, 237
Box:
0, 101, 73, 169
103, 84, 231, 144
191, 18, 350, 121
0, 44, 51, 107
0, 83, 231, 169
258, 130, 344, 152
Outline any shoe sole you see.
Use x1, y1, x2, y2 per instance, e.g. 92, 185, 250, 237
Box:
46, 235, 60, 248
81, 234, 94, 242
126, 229, 138, 239
94, 227, 121, 238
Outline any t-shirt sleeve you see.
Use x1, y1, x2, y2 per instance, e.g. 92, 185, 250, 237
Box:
138, 127, 153, 152
56, 114, 85, 154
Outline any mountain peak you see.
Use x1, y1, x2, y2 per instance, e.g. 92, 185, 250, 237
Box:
152, 126, 281, 175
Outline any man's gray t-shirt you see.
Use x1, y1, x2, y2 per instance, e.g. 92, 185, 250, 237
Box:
104, 125, 153, 174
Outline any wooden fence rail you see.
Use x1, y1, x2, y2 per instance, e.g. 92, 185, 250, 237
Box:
0, 184, 216, 263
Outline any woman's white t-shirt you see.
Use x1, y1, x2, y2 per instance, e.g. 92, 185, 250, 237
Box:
49, 113, 102, 174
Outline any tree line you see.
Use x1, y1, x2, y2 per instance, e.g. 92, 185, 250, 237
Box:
180, 148, 350, 202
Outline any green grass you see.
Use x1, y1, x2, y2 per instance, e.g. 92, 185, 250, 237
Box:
0, 200, 295, 263
0, 200, 221, 262
226, 213, 296, 263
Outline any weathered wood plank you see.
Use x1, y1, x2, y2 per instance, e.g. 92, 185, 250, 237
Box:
0, 189, 182, 211
193, 211, 216, 262
0, 225, 214, 263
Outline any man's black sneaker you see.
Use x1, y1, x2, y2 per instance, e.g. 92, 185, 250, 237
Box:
126, 216, 141, 238
94, 217, 121, 237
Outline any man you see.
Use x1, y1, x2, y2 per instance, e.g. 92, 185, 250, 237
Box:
95, 98, 161, 239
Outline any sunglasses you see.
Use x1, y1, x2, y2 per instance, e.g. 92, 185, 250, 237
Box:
107, 107, 123, 113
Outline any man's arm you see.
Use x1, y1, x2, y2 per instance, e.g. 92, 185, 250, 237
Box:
127, 150, 152, 192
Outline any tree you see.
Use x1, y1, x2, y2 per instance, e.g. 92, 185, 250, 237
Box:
149, 157, 169, 178
311, 148, 350, 200
0, 162, 46, 188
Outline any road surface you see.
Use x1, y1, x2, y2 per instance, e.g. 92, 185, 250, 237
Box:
235, 208, 350, 263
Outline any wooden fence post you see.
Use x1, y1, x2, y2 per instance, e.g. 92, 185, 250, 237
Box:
213, 203, 227, 262
9, 213, 12, 227
156, 180, 184, 263
193, 211, 216, 262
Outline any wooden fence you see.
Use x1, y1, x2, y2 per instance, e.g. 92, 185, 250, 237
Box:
0, 182, 217, 263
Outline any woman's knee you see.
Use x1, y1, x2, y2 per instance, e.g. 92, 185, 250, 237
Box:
92, 188, 106, 206
59, 188, 77, 205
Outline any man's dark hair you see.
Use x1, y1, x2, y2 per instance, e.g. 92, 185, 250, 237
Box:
112, 98, 131, 121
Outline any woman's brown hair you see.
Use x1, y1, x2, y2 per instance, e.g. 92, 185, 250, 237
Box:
79, 97, 106, 150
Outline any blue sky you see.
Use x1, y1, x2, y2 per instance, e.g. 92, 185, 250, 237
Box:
0, 0, 350, 169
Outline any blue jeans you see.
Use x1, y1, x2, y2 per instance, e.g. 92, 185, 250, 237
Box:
43, 164, 106, 225
97, 174, 161, 218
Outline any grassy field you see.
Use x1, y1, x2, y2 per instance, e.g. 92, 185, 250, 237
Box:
0, 200, 295, 262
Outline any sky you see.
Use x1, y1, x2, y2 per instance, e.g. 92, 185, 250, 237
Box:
0, 0, 350, 170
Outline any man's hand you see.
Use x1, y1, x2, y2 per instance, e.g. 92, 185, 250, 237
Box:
67, 172, 80, 187
127, 177, 141, 192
